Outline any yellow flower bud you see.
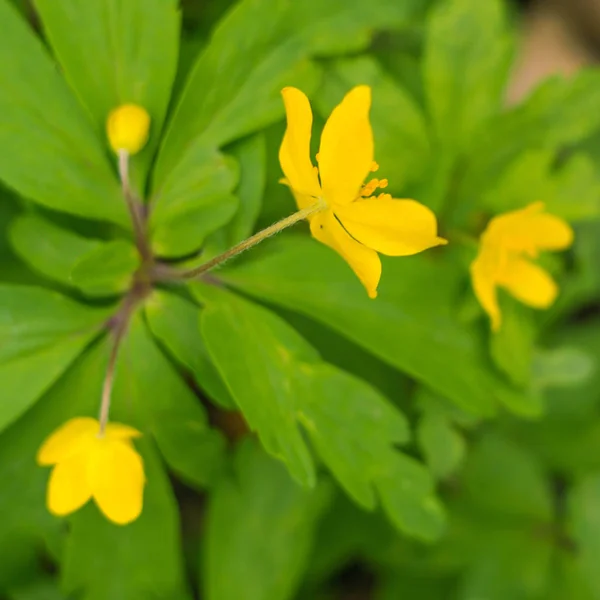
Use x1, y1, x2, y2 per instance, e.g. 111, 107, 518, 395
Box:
106, 104, 150, 155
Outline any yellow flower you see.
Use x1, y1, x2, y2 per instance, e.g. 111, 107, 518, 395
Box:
470, 202, 574, 332
279, 86, 447, 298
106, 104, 150, 155
37, 417, 145, 525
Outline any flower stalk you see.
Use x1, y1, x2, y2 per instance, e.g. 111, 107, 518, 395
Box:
164, 199, 327, 280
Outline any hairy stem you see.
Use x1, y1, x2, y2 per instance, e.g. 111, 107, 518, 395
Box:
118, 150, 152, 263
173, 200, 326, 280
97, 290, 140, 436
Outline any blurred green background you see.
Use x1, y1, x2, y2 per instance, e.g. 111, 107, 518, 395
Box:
1, 0, 600, 598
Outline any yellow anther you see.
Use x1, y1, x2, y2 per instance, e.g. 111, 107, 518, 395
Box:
316, 152, 321, 162
106, 104, 150, 155
370, 161, 379, 172
378, 179, 388, 189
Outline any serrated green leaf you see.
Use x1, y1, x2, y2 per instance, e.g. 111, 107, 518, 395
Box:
0, 0, 125, 224
70, 239, 140, 297
9, 213, 100, 286
203, 439, 330, 600
462, 434, 552, 521
198, 286, 444, 540
150, 149, 239, 258
205, 133, 267, 256
33, 0, 180, 191
200, 287, 318, 488
153, 0, 425, 192
145, 290, 235, 410
220, 236, 535, 417
113, 313, 226, 489
316, 56, 430, 193
376, 453, 446, 541
62, 440, 190, 600
297, 363, 410, 509
423, 0, 512, 154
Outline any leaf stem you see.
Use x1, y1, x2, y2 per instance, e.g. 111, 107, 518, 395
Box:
171, 200, 326, 280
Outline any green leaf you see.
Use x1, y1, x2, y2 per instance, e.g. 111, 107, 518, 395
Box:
0, 341, 107, 590
150, 148, 239, 258
482, 150, 600, 222
456, 528, 552, 600
198, 286, 445, 540
0, 284, 109, 433
33, 0, 180, 190
417, 407, 466, 480
0, 0, 125, 224
0, 333, 98, 435
153, 0, 426, 192
9, 213, 100, 286
205, 133, 267, 256
220, 236, 535, 417
0, 284, 111, 362
490, 298, 535, 388
200, 286, 318, 488
62, 440, 190, 600
568, 474, 600, 599
203, 439, 330, 600
113, 313, 226, 489
7, 577, 69, 600
70, 239, 140, 297
532, 346, 596, 392
145, 290, 235, 410
423, 0, 511, 153
316, 56, 430, 193
459, 70, 600, 215
462, 434, 552, 521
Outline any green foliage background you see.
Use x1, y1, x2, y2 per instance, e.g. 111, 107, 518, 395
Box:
1, 0, 600, 598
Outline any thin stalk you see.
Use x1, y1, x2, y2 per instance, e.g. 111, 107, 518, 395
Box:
118, 149, 152, 262
176, 200, 326, 280
97, 295, 137, 436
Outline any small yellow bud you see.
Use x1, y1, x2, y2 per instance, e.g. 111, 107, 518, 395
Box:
106, 104, 150, 155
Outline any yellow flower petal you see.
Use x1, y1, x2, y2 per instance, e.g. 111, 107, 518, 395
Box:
37, 417, 98, 466
89, 439, 145, 525
310, 210, 381, 298
106, 104, 150, 155
470, 253, 502, 332
279, 87, 322, 198
489, 202, 574, 253
47, 453, 92, 516
105, 422, 142, 440
497, 257, 558, 309
335, 197, 447, 256
318, 86, 373, 206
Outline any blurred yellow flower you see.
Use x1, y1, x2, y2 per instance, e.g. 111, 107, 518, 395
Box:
279, 86, 446, 298
37, 417, 145, 525
470, 202, 574, 332
106, 104, 150, 155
